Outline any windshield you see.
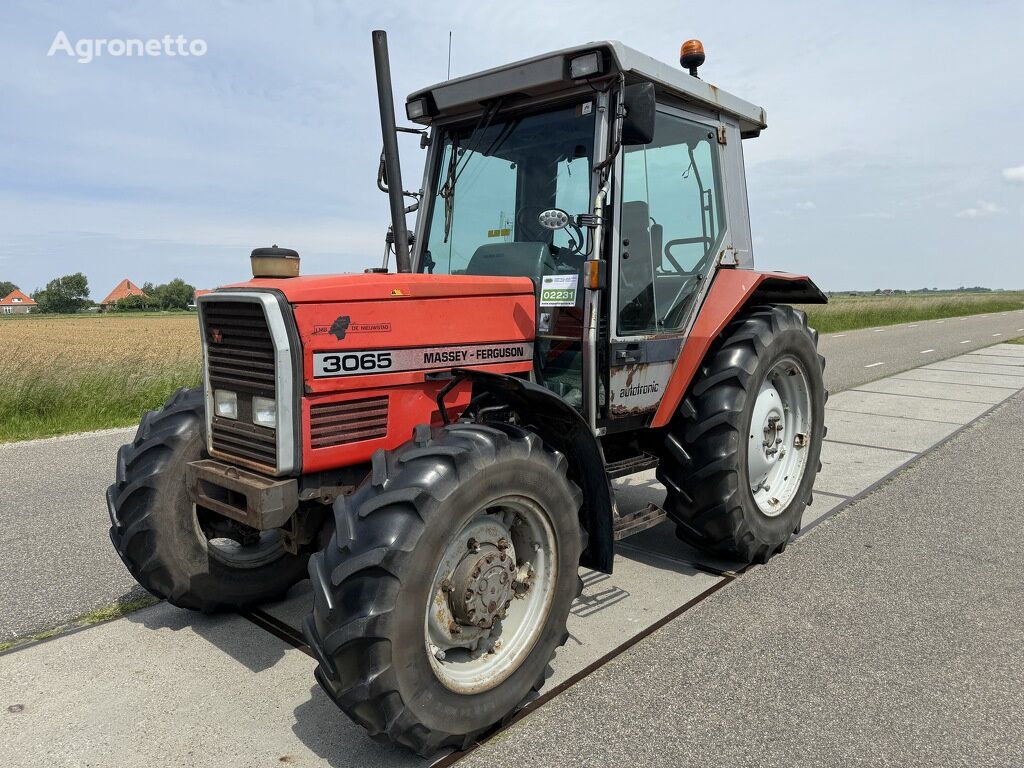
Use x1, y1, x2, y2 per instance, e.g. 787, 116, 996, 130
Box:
420, 101, 596, 276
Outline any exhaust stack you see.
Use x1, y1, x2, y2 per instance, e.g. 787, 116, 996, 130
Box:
371, 30, 412, 273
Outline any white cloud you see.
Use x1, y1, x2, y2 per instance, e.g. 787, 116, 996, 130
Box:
1002, 165, 1024, 183
955, 200, 1004, 219
795, 201, 816, 210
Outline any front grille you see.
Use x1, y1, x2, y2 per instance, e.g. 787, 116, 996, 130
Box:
203, 301, 276, 397
202, 299, 278, 472
309, 396, 388, 449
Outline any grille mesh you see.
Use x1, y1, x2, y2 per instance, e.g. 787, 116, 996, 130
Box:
309, 396, 388, 449
203, 301, 276, 396
202, 300, 277, 471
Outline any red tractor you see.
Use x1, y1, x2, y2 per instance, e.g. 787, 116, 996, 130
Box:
107, 33, 826, 754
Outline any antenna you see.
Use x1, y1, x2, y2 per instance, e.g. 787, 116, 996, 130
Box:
447, 31, 452, 79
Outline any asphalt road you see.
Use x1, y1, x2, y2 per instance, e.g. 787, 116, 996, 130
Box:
462, 390, 1024, 768
817, 308, 1024, 393
1, 311, 1023, 640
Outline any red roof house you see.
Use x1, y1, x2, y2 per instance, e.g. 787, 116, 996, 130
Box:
1, 289, 37, 314
100, 279, 147, 310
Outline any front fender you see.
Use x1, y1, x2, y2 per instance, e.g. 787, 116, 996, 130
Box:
453, 369, 615, 574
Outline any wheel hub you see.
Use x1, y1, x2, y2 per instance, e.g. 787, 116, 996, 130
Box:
425, 500, 558, 694
449, 541, 517, 629
746, 358, 813, 517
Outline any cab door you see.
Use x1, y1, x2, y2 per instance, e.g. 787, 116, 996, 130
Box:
606, 105, 730, 426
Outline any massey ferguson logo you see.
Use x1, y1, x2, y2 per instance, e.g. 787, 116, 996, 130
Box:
312, 316, 392, 340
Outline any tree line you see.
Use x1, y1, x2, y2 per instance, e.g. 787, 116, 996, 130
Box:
1, 273, 198, 313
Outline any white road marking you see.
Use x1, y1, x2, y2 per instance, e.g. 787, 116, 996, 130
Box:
992, 333, 1002, 337
960, 340, 971, 344
920, 349, 935, 354
907, 324, 918, 328
873, 328, 885, 333
865, 362, 885, 368
936, 320, 945, 323
834, 334, 846, 338
1018, 328, 1024, 332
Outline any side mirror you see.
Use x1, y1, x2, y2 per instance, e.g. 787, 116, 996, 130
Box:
621, 83, 656, 146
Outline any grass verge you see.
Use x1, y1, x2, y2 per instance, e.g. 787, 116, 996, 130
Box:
0, 594, 159, 654
799, 292, 1024, 334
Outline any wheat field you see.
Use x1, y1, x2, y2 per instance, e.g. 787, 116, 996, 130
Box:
1, 292, 1022, 442
0, 313, 201, 441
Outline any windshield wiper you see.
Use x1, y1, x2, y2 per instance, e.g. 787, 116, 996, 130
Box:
440, 98, 504, 242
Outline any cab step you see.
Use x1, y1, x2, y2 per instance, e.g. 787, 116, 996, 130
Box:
613, 502, 668, 541
604, 451, 659, 479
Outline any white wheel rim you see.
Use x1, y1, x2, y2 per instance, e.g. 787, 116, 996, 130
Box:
747, 356, 813, 517
424, 496, 557, 694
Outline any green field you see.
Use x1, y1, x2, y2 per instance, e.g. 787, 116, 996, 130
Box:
799, 292, 1024, 334
1, 292, 1022, 442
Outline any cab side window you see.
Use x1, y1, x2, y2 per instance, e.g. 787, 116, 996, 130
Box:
617, 111, 725, 335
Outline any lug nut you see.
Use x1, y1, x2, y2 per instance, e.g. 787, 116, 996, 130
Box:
441, 579, 453, 593
467, 537, 479, 552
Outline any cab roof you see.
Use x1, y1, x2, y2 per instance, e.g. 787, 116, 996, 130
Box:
407, 40, 767, 137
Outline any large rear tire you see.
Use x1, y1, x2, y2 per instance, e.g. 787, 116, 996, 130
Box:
304, 422, 584, 755
656, 305, 826, 563
106, 387, 309, 611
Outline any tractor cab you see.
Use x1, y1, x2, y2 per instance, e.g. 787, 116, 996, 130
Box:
403, 41, 768, 425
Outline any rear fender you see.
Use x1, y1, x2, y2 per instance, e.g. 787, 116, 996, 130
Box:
650, 270, 826, 429
454, 370, 615, 574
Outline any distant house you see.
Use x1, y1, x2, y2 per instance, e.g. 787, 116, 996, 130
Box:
100, 279, 147, 311
188, 288, 213, 310
0, 289, 37, 315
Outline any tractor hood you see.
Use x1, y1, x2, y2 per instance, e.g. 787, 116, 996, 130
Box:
222, 272, 535, 304
214, 271, 538, 400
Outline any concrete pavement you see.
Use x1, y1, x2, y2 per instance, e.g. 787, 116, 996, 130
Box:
458, 390, 1024, 768
2, 343, 1023, 766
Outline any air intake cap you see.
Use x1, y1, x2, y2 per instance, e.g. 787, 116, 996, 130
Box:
251, 245, 300, 278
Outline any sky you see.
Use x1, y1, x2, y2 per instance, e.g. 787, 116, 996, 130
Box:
1, 0, 1023, 296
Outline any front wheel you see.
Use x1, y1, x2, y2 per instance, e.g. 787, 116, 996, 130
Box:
304, 422, 584, 755
657, 304, 826, 563
106, 387, 309, 611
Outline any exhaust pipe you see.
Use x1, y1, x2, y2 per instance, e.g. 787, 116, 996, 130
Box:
371, 30, 412, 273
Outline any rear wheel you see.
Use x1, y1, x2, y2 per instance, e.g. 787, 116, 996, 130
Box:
656, 305, 826, 563
106, 387, 309, 611
304, 422, 584, 755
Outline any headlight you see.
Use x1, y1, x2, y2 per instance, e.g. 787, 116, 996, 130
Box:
252, 396, 276, 428
214, 390, 237, 419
